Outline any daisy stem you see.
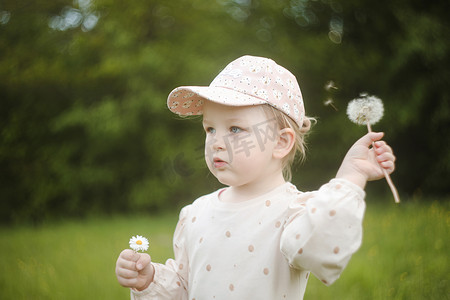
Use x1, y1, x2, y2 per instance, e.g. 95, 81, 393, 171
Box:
367, 123, 400, 203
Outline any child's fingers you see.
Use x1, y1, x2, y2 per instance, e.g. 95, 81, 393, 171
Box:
117, 276, 139, 288
117, 266, 138, 280
117, 257, 137, 270
116, 257, 139, 287
120, 249, 140, 261
374, 141, 394, 154
117, 250, 151, 272
136, 253, 151, 271
375, 141, 396, 169
356, 132, 384, 148
116, 250, 140, 274
376, 151, 396, 163
373, 141, 386, 150
116, 250, 153, 289
379, 160, 395, 174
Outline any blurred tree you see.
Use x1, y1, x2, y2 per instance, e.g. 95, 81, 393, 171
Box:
324, 0, 450, 196
0, 0, 448, 224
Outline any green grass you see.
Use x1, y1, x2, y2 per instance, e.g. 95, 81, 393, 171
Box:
305, 200, 449, 300
0, 201, 448, 299
0, 214, 178, 300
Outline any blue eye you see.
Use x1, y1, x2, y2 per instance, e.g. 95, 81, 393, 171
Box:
206, 127, 216, 134
230, 126, 242, 134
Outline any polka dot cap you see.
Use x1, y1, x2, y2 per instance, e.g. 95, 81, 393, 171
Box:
167, 55, 306, 127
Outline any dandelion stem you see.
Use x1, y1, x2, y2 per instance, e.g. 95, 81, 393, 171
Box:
367, 123, 400, 203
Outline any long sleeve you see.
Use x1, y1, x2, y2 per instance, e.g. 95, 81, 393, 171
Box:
280, 178, 366, 286
131, 206, 190, 300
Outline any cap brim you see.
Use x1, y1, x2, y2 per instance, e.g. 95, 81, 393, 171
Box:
167, 86, 268, 116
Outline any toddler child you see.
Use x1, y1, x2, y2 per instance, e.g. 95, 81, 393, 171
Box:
115, 55, 396, 299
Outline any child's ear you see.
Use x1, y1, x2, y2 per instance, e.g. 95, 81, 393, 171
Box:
273, 128, 295, 159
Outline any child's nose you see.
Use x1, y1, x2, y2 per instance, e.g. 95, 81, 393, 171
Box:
211, 133, 227, 151
212, 137, 226, 151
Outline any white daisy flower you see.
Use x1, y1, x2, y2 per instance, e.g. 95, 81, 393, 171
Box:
275, 77, 283, 85
129, 235, 149, 252
282, 103, 291, 115
220, 78, 231, 87
256, 89, 268, 100
263, 64, 272, 73
249, 65, 261, 73
239, 59, 249, 67
183, 92, 195, 98
241, 76, 251, 85
346, 93, 384, 125
293, 103, 299, 118
287, 90, 294, 100
273, 89, 283, 101
287, 78, 295, 89
182, 100, 193, 108
260, 76, 271, 85
220, 68, 242, 78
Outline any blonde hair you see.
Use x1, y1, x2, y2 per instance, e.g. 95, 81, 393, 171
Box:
262, 105, 315, 182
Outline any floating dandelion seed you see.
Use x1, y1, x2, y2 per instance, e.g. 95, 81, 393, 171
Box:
324, 80, 338, 91
324, 81, 339, 111
346, 93, 400, 203
129, 235, 149, 252
324, 98, 338, 111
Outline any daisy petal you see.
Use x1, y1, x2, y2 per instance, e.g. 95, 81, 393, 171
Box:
129, 235, 149, 252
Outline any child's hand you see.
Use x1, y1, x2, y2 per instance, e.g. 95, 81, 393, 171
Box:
336, 132, 396, 188
115, 249, 154, 291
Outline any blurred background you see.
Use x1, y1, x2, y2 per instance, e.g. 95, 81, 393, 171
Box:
1, 0, 448, 224
0, 0, 449, 299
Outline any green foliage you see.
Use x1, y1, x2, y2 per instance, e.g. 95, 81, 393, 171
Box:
0, 0, 449, 223
0, 201, 448, 299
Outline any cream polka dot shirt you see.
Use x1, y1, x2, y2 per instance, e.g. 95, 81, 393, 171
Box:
131, 179, 365, 300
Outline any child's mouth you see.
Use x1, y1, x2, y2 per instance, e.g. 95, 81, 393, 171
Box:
213, 157, 227, 168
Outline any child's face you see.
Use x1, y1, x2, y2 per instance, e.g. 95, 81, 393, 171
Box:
202, 101, 281, 188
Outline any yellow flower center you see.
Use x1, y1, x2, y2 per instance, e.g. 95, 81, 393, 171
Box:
136, 240, 142, 245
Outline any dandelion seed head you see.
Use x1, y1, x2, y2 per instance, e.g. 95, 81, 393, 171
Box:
129, 235, 149, 252
347, 93, 384, 125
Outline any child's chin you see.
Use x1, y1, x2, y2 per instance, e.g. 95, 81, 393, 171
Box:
214, 175, 234, 187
